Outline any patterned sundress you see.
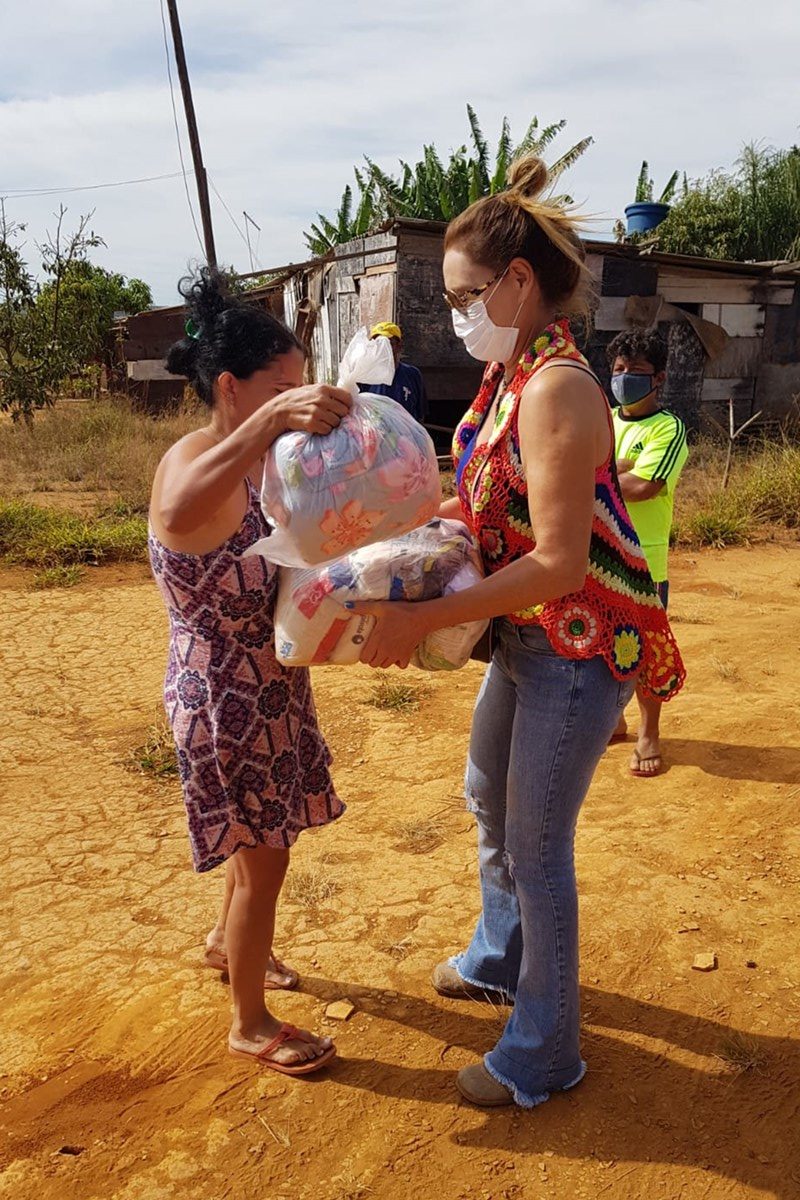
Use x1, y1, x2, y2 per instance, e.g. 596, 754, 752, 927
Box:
148, 480, 344, 873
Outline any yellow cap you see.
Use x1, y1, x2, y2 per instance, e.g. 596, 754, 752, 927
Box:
370, 321, 402, 341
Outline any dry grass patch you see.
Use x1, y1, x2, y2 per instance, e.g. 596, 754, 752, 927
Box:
127, 718, 179, 779
710, 655, 741, 683
364, 674, 430, 713
380, 932, 419, 961
0, 396, 201, 513
391, 816, 444, 854
284, 855, 340, 906
714, 1031, 769, 1076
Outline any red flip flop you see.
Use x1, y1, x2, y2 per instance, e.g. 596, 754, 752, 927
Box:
229, 1024, 336, 1075
203, 948, 299, 991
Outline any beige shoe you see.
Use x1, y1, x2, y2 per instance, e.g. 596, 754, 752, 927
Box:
456, 1063, 514, 1107
431, 961, 512, 1002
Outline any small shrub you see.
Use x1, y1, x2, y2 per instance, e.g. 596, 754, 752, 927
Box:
715, 1031, 768, 1075
284, 857, 339, 906
391, 817, 444, 855
128, 719, 179, 778
30, 564, 85, 590
365, 674, 429, 713
710, 655, 741, 683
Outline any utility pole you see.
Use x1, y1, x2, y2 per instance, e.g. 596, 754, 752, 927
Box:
165, 0, 217, 269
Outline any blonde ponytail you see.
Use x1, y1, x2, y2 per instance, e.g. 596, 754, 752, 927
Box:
445, 155, 593, 321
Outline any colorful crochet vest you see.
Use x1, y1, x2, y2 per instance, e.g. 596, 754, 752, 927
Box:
452, 318, 685, 700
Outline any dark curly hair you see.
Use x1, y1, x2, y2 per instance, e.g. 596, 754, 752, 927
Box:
606, 327, 668, 374
165, 268, 302, 405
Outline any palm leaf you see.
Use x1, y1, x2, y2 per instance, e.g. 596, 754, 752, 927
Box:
658, 170, 680, 205
547, 137, 594, 182
467, 103, 490, 186
635, 160, 652, 203
336, 186, 353, 235
491, 117, 512, 194
516, 118, 566, 158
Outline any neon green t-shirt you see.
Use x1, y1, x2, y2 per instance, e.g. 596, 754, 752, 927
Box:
613, 407, 688, 583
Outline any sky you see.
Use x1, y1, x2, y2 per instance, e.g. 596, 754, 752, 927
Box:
1, 0, 798, 305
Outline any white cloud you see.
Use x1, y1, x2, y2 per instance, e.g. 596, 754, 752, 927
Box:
1, 0, 798, 302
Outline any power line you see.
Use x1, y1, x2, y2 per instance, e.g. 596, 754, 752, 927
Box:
208, 176, 263, 270
159, 0, 205, 256
1, 170, 191, 199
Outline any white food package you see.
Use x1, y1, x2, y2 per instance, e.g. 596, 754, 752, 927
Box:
274, 518, 488, 671
248, 329, 441, 568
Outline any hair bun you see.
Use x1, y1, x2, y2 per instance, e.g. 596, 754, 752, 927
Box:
165, 337, 200, 379
507, 155, 549, 202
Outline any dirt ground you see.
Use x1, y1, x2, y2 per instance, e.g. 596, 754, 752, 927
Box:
1, 545, 799, 1200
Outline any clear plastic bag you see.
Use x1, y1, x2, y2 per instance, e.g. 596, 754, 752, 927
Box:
249, 329, 441, 568
274, 518, 488, 671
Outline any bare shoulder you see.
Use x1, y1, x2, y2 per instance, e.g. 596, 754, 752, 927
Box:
519, 363, 603, 431
153, 428, 210, 483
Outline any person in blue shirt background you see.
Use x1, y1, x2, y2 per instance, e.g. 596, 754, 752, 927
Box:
359, 321, 428, 423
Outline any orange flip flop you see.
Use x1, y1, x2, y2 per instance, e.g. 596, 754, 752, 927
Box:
229, 1024, 336, 1075
204, 948, 299, 991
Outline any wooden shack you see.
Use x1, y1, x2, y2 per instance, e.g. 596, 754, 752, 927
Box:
121, 220, 800, 443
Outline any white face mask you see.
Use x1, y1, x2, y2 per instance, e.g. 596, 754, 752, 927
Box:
451, 270, 525, 363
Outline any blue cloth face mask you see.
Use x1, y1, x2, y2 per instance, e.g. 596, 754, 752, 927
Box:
611, 372, 655, 406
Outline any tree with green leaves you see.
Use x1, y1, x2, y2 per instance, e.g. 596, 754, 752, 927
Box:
627, 143, 800, 261
0, 204, 151, 420
304, 106, 593, 254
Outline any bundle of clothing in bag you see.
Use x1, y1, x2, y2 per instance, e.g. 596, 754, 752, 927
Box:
247, 329, 487, 670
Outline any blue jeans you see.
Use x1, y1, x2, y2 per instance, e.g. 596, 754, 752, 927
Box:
451, 620, 636, 1107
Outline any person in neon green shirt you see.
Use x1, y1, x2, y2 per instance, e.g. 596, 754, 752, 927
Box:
607, 328, 688, 777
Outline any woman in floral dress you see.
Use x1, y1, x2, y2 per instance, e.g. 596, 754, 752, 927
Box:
149, 269, 352, 1074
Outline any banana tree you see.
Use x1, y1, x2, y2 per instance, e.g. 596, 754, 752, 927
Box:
303, 106, 593, 252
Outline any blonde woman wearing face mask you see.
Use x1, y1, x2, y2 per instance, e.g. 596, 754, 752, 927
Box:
349, 157, 685, 1109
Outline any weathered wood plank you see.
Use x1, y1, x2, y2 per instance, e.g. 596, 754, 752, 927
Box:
754, 363, 800, 415
594, 296, 629, 330
362, 231, 398, 268
701, 377, 756, 402
661, 272, 794, 305
127, 359, 179, 381
359, 272, 395, 331
397, 230, 446, 262
718, 304, 765, 337
763, 287, 800, 364
602, 257, 658, 298
704, 337, 762, 379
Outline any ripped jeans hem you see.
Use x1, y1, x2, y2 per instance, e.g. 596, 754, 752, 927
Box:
482, 1055, 587, 1109
447, 954, 516, 1002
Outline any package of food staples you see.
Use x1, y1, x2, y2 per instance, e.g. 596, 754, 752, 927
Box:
249, 329, 441, 568
274, 518, 488, 671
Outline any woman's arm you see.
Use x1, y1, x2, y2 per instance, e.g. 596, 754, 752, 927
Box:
438, 496, 463, 520
156, 384, 351, 536
352, 371, 604, 667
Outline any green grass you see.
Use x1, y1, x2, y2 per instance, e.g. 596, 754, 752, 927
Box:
672, 435, 800, 548
30, 564, 86, 590
0, 498, 147, 566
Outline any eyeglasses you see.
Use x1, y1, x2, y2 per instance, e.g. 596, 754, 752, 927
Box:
442, 268, 506, 313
